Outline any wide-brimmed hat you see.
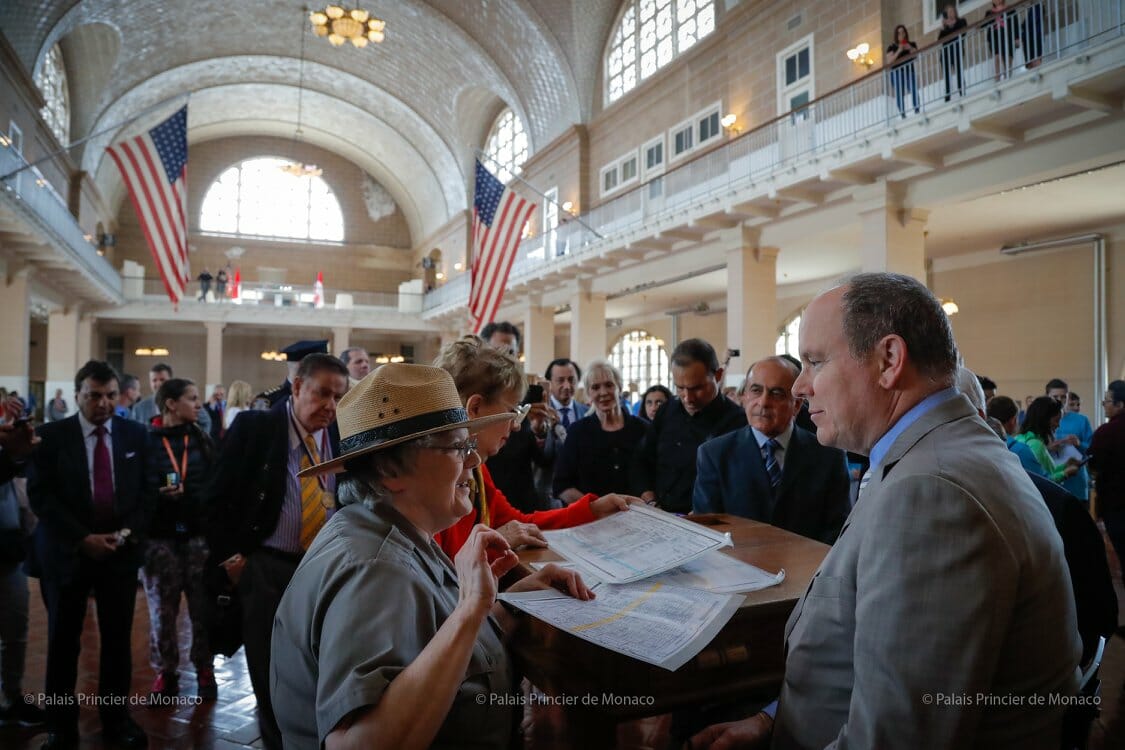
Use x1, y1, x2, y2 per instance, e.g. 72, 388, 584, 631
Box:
297, 363, 513, 477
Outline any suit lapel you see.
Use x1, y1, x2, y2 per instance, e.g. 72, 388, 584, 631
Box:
64, 416, 94, 505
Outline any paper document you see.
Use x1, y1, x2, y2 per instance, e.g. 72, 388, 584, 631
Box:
541, 504, 732, 584
499, 581, 742, 671
1052, 444, 1084, 463
533, 551, 785, 594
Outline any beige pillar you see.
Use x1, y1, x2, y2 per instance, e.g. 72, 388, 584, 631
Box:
0, 266, 32, 394
569, 282, 607, 371
857, 184, 928, 282
46, 307, 81, 418
331, 326, 350, 355
522, 298, 555, 377
726, 231, 780, 380
77, 315, 93, 365
204, 321, 225, 396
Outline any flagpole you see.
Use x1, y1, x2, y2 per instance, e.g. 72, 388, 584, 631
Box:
0, 93, 191, 182
473, 149, 604, 240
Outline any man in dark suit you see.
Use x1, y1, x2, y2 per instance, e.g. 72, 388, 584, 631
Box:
27, 360, 150, 749
207, 353, 347, 750
693, 356, 850, 544
203, 385, 225, 442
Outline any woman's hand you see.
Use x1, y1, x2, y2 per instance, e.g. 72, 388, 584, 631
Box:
455, 525, 519, 618
590, 493, 641, 518
495, 520, 548, 550
506, 562, 595, 601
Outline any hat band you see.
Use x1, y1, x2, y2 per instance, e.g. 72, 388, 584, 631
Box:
338, 407, 469, 455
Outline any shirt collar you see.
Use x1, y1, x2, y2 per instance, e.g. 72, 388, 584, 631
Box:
868, 387, 959, 471
550, 395, 573, 412
751, 422, 794, 452
371, 500, 457, 586
287, 400, 324, 449
78, 411, 112, 438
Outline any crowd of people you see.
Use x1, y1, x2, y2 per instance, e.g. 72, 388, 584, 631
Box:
0, 271, 1122, 749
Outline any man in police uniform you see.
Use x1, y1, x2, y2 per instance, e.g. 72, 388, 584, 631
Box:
255, 340, 329, 408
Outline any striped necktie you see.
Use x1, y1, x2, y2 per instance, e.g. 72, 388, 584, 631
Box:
299, 433, 326, 551
763, 438, 783, 491
858, 467, 873, 499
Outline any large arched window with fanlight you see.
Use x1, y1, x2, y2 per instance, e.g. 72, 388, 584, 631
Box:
482, 108, 528, 185
610, 330, 671, 396
605, 0, 716, 105
199, 157, 344, 241
35, 44, 70, 145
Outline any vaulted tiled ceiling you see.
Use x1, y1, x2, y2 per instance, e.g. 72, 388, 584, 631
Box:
0, 0, 624, 241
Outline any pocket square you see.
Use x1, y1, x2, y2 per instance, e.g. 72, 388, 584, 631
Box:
125, 451, 137, 459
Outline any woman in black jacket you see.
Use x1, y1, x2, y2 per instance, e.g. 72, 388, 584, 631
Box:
141, 378, 218, 701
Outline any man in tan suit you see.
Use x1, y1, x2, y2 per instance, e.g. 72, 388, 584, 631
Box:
690, 273, 1080, 749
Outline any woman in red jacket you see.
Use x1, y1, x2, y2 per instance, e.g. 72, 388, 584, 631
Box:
434, 336, 636, 558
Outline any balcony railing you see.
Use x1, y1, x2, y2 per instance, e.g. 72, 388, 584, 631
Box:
425, 0, 1122, 312
0, 143, 122, 295
127, 277, 418, 311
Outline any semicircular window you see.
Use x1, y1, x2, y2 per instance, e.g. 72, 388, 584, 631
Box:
199, 156, 344, 242
35, 44, 70, 145
483, 108, 528, 185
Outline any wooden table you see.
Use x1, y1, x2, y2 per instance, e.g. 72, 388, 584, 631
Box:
508, 514, 829, 734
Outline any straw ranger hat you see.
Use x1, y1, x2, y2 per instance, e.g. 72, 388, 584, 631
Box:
297, 363, 513, 477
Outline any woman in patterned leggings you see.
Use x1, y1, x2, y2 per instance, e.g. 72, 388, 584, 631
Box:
141, 378, 217, 700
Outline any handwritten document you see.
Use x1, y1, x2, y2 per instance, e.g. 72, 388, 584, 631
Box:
542, 504, 732, 584
499, 581, 742, 671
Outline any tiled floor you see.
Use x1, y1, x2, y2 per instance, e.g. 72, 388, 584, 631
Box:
3, 536, 1124, 750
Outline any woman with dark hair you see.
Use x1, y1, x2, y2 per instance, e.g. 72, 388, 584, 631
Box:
886, 24, 919, 117
1012, 396, 1080, 483
141, 378, 218, 700
938, 4, 968, 101
639, 384, 673, 423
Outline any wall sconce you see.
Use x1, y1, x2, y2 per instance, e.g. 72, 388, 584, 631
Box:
261, 350, 286, 361
453, 261, 463, 271
435, 271, 445, 280
561, 200, 579, 215
847, 43, 874, 68
941, 299, 959, 315
136, 347, 171, 356
720, 113, 741, 135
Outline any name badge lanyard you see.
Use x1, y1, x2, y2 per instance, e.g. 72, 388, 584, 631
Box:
162, 434, 189, 483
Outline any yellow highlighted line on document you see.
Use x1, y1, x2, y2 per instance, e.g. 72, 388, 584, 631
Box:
570, 583, 664, 632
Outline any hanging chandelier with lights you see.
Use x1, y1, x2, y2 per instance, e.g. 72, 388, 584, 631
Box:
309, 5, 386, 47
280, 12, 323, 179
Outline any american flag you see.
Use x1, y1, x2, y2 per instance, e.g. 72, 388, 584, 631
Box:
469, 160, 536, 334
106, 106, 189, 305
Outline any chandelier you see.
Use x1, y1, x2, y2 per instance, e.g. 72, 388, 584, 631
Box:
309, 5, 386, 48
280, 14, 322, 179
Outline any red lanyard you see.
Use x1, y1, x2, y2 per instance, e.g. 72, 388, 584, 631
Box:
162, 434, 189, 483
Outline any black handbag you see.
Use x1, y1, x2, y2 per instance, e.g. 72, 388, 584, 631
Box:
203, 559, 243, 657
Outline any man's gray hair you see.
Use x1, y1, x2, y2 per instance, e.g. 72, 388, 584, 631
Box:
955, 365, 987, 414
841, 273, 958, 384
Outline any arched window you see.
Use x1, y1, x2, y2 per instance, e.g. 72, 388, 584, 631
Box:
610, 330, 670, 397
775, 311, 801, 359
35, 44, 70, 145
605, 0, 716, 105
483, 108, 528, 185
199, 157, 344, 241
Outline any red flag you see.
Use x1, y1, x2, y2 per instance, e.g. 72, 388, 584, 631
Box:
314, 271, 325, 309
231, 268, 241, 300
106, 107, 189, 305
469, 160, 535, 333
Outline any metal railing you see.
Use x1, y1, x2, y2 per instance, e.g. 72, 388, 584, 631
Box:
425, 0, 1122, 311
128, 277, 416, 310
0, 144, 122, 295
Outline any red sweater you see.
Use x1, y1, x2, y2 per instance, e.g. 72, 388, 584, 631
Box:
436, 463, 597, 558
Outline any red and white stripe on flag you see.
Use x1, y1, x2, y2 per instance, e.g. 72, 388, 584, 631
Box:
468, 160, 535, 334
106, 106, 189, 305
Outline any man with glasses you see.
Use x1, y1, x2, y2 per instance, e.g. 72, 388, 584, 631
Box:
1046, 378, 1094, 501
206, 353, 347, 750
1090, 380, 1125, 599
692, 356, 850, 543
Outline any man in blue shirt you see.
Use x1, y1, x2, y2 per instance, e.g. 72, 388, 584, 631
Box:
1046, 378, 1093, 500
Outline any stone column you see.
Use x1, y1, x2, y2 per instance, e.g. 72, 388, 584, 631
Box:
522, 298, 555, 376
569, 281, 607, 370
331, 326, 350, 355
857, 184, 928, 282
725, 227, 779, 379
45, 307, 81, 418
0, 266, 32, 395
204, 321, 225, 397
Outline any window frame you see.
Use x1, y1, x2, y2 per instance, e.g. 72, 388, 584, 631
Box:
482, 107, 530, 185
776, 34, 816, 118
669, 116, 695, 162
695, 101, 723, 148
599, 148, 641, 198
642, 134, 666, 179
35, 44, 69, 146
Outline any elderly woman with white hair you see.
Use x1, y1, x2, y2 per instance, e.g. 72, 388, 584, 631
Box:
269, 364, 593, 750
553, 359, 650, 503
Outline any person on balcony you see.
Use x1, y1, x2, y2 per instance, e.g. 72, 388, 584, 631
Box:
938, 4, 968, 101
886, 25, 920, 118
196, 267, 213, 302
985, 0, 1020, 80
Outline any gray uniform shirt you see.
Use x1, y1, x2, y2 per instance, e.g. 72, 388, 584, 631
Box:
270, 500, 516, 750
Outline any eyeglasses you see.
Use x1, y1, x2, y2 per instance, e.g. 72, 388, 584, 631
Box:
511, 403, 532, 427
426, 438, 478, 461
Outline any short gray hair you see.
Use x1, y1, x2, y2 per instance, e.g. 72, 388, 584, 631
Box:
336, 435, 442, 511
841, 273, 958, 384
583, 359, 623, 393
